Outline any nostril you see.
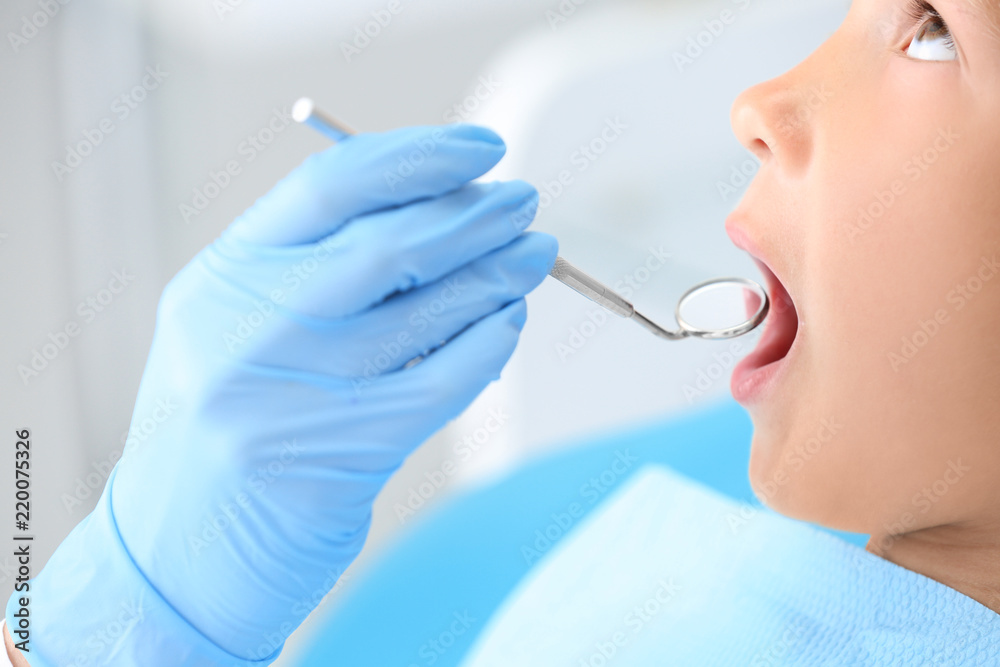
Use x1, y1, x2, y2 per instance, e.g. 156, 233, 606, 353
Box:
748, 137, 772, 163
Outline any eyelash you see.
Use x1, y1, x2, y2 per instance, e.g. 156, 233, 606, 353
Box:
903, 0, 956, 51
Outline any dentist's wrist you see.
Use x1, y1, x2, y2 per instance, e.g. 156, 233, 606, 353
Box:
5, 465, 279, 667
2, 620, 29, 667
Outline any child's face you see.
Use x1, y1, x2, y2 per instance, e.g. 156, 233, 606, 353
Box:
726, 0, 1000, 539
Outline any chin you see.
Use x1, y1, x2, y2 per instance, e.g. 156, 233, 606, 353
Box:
746, 431, 861, 533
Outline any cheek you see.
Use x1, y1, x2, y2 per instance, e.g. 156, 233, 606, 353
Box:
748, 87, 1000, 531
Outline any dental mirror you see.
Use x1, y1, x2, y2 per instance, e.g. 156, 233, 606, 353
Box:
550, 258, 769, 341
675, 277, 767, 339
292, 97, 770, 343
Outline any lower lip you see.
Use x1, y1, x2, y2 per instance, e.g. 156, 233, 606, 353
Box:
730, 306, 799, 406
730, 351, 792, 405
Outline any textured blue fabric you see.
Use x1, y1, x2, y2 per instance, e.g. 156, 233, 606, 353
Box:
294, 398, 871, 665
460, 464, 1000, 666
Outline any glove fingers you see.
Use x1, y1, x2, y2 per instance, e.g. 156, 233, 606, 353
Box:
224, 124, 507, 246
300, 232, 557, 380
389, 298, 530, 416
207, 179, 543, 318
315, 180, 540, 316
226, 233, 555, 380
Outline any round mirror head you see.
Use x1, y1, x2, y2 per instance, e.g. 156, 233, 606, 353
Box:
675, 278, 769, 339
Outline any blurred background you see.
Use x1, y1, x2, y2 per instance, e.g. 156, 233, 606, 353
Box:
0, 0, 849, 661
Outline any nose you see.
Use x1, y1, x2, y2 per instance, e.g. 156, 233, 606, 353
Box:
730, 69, 823, 176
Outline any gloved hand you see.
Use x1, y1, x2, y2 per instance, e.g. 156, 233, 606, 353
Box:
10, 124, 557, 665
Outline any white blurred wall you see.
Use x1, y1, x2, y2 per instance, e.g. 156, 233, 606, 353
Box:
0, 0, 848, 661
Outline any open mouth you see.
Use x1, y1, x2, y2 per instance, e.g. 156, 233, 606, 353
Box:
750, 258, 798, 365
730, 257, 799, 404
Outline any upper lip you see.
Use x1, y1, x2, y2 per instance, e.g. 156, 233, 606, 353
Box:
724, 211, 799, 324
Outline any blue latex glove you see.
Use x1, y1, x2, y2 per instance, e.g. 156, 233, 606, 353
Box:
8, 124, 557, 665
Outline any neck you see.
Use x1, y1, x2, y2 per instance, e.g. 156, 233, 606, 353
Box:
867, 522, 1000, 615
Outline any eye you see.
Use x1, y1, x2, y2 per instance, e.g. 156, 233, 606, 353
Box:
904, 1, 957, 61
